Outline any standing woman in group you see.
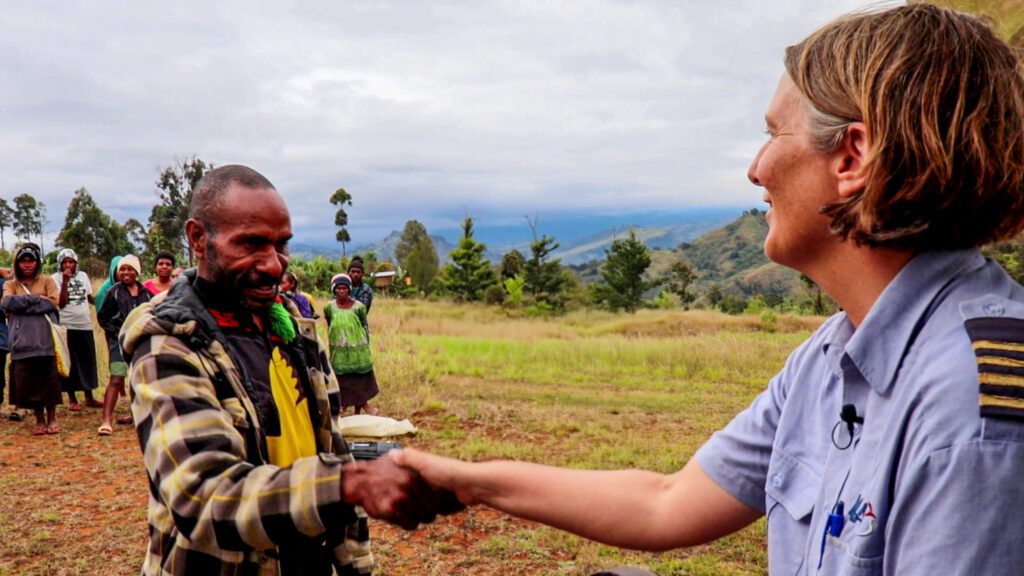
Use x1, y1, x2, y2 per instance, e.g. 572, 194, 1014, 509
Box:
0, 267, 12, 417
324, 273, 378, 415
96, 255, 151, 435
51, 249, 100, 410
1, 244, 62, 435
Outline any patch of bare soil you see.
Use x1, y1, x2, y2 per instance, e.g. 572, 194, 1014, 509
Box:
0, 403, 625, 576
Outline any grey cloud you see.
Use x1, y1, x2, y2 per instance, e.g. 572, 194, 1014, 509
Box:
0, 0, 871, 244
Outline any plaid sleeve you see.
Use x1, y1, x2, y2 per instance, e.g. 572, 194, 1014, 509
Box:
129, 333, 371, 570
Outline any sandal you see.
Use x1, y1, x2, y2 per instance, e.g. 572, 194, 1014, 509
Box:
97, 423, 113, 436
116, 415, 134, 425
45, 424, 60, 435
9, 411, 23, 422
68, 403, 82, 412
84, 399, 103, 409
33, 424, 47, 436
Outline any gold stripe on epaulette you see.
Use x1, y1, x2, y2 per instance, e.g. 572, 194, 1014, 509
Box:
977, 355, 1024, 369
972, 340, 1024, 353
980, 395, 1024, 409
980, 373, 1024, 388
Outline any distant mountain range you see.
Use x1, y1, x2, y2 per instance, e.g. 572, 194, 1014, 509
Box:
290, 207, 741, 265
293, 207, 813, 302
571, 209, 804, 299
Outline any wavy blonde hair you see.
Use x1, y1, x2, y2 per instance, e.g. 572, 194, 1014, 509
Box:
786, 4, 1024, 249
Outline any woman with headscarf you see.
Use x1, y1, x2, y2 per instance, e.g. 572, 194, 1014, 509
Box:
96, 254, 151, 435
1, 243, 62, 435
50, 248, 100, 410
324, 273, 378, 415
94, 255, 122, 311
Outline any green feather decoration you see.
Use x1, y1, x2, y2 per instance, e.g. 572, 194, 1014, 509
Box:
267, 302, 296, 344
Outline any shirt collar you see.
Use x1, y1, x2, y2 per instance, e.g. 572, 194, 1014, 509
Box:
824, 249, 984, 395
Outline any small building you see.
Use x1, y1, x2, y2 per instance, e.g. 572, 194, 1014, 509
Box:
371, 270, 397, 288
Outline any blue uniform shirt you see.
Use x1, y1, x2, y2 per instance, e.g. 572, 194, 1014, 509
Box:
695, 249, 1024, 575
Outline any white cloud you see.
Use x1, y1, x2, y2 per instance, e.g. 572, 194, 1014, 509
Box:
0, 0, 879, 245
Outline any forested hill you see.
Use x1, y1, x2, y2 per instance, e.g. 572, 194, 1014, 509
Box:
670, 209, 803, 300
672, 209, 770, 283
570, 209, 803, 303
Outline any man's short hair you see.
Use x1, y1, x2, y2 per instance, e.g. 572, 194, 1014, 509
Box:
786, 4, 1024, 250
155, 250, 176, 266
188, 165, 276, 231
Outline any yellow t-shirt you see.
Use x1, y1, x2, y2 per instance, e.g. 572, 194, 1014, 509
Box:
266, 346, 317, 467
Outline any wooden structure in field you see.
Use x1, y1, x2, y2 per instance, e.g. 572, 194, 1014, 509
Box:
371, 270, 397, 288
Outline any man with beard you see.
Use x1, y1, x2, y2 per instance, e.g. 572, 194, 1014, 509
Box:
119, 165, 452, 576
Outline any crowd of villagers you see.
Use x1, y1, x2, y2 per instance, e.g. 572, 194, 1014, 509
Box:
0, 244, 381, 436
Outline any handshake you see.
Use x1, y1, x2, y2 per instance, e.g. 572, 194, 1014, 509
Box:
341, 446, 467, 530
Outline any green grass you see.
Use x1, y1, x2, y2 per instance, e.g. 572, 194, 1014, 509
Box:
1, 295, 822, 575
360, 298, 823, 574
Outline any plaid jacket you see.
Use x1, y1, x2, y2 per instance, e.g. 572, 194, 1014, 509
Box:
120, 271, 373, 576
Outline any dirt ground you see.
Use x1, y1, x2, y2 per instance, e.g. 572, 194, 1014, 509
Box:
0, 402, 638, 576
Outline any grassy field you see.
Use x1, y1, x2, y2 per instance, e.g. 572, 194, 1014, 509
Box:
0, 297, 823, 575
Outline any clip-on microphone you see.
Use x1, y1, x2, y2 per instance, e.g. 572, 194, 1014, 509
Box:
832, 404, 864, 450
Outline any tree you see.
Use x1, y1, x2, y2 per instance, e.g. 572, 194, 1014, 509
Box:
500, 250, 526, 279
503, 274, 526, 307
523, 216, 565, 307
148, 156, 212, 264
395, 220, 439, 292
0, 198, 11, 251
12, 193, 42, 245
706, 283, 724, 309
330, 187, 353, 257
56, 187, 134, 275
593, 229, 659, 313
442, 217, 497, 301
123, 218, 147, 253
666, 260, 698, 306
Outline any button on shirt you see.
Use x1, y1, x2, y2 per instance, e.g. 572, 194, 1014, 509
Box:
695, 249, 1024, 575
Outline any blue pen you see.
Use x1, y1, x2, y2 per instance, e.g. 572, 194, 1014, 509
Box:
818, 501, 845, 570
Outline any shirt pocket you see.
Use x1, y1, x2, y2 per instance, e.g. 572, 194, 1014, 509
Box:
765, 449, 819, 575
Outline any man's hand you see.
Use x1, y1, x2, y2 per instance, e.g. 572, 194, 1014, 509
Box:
341, 454, 463, 530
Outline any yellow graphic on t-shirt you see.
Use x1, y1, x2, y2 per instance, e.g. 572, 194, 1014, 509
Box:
266, 346, 317, 467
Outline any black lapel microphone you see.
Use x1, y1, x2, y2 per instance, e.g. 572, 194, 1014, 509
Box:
833, 404, 864, 450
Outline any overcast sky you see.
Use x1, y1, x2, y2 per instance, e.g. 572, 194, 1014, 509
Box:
1, 0, 881, 246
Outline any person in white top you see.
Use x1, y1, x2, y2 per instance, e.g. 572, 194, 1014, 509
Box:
51, 248, 99, 410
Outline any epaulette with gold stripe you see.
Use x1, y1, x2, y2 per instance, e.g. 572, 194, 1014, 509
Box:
965, 316, 1024, 420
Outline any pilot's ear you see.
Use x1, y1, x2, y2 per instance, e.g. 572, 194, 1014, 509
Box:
834, 121, 869, 198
